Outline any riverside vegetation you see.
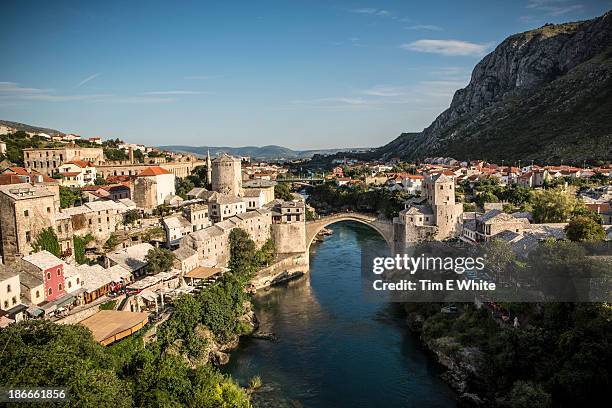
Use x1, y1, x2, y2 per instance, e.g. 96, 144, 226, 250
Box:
0, 228, 275, 407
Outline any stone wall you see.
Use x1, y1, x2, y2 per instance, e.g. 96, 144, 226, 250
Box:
251, 253, 309, 289
272, 222, 306, 254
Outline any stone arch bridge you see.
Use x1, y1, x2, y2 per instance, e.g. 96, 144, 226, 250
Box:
305, 212, 394, 249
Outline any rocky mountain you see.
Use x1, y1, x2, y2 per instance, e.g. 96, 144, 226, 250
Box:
0, 120, 63, 136
375, 11, 612, 164
161, 145, 370, 160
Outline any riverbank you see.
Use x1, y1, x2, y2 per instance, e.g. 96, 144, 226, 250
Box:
404, 305, 487, 407
224, 222, 456, 407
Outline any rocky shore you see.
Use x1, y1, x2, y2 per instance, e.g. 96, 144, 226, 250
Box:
405, 311, 487, 407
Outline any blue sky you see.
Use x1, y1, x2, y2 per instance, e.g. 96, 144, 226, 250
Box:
1, 1, 609, 149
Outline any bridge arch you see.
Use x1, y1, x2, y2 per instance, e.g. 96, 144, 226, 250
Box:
305, 213, 394, 250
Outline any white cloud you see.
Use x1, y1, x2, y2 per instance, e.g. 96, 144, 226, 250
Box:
361, 86, 407, 97
108, 96, 176, 104
405, 24, 443, 31
184, 75, 221, 80
526, 0, 584, 16
400, 39, 490, 56
77, 73, 100, 87
0, 82, 49, 94
350, 8, 390, 16
22, 93, 112, 102
0, 81, 177, 104
142, 90, 208, 95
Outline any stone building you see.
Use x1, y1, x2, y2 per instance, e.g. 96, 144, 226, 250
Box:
207, 192, 246, 222
59, 200, 131, 244
243, 179, 275, 204
462, 209, 532, 243
394, 173, 463, 242
23, 146, 104, 176
0, 266, 20, 311
269, 200, 306, 254
211, 154, 242, 196
180, 209, 271, 268
0, 183, 57, 263
133, 166, 176, 210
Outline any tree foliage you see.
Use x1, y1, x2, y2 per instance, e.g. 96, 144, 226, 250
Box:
0, 319, 251, 408
307, 182, 410, 219
145, 248, 175, 273
532, 187, 577, 223
564, 215, 605, 242
32, 227, 61, 257
274, 183, 294, 200
59, 186, 82, 209
73, 234, 94, 265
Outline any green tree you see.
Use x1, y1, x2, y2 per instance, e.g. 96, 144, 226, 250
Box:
145, 248, 175, 273
32, 227, 61, 257
104, 234, 119, 251
124, 209, 141, 225
564, 215, 605, 242
228, 228, 257, 278
532, 187, 577, 223
59, 186, 82, 208
73, 234, 94, 265
176, 177, 195, 199
94, 175, 108, 185
507, 381, 552, 408
0, 320, 133, 407
103, 148, 128, 161
274, 183, 294, 200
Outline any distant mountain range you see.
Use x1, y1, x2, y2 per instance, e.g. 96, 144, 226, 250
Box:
0, 120, 63, 136
372, 11, 612, 164
160, 145, 371, 160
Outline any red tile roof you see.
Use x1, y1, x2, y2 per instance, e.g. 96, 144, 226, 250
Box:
137, 166, 172, 177
64, 160, 93, 168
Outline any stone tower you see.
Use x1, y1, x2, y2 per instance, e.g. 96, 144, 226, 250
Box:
426, 174, 463, 239
206, 150, 212, 185
211, 153, 242, 196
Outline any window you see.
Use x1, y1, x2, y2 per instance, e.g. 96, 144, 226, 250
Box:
58, 225, 62, 233
47, 272, 51, 280
12, 296, 17, 305
48, 287, 53, 296
36, 290, 40, 298
47, 207, 51, 213
24, 210, 29, 217
76, 278, 80, 284
3, 301, 7, 309
57, 268, 61, 276
68, 281, 72, 288
6, 284, 10, 293
58, 283, 63, 291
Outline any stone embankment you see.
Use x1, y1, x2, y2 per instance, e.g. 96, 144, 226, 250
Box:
405, 311, 487, 407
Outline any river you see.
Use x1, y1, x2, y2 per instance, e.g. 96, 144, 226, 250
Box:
224, 221, 456, 407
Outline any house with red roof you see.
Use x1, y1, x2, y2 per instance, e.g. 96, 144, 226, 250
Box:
58, 160, 97, 187
133, 166, 176, 209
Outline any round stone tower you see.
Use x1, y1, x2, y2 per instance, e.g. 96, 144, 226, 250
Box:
211, 153, 242, 196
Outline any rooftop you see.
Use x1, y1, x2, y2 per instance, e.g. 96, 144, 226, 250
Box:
0, 183, 55, 200
137, 166, 172, 177
23, 250, 63, 271
80, 310, 149, 345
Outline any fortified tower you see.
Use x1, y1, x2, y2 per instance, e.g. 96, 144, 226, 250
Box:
211, 153, 242, 196
206, 150, 212, 186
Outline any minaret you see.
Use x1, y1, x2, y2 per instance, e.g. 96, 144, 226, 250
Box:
206, 149, 212, 185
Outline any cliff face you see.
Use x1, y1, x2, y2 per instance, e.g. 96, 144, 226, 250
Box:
376, 11, 612, 163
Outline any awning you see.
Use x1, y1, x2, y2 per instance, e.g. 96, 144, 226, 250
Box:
27, 307, 44, 317
56, 295, 76, 308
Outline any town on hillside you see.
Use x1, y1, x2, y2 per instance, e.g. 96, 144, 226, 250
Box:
0, 126, 611, 343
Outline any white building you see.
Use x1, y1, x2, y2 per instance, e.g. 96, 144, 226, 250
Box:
58, 160, 97, 187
